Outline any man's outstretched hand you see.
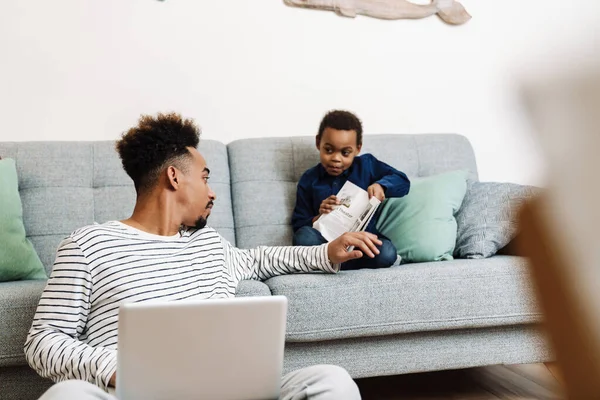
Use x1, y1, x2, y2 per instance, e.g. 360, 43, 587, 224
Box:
327, 232, 382, 264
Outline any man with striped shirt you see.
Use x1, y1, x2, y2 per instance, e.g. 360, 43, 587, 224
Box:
27, 113, 383, 400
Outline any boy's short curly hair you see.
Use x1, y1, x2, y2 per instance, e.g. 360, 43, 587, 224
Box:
116, 112, 200, 193
317, 110, 363, 146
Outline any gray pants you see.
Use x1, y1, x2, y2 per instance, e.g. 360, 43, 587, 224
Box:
38, 365, 361, 400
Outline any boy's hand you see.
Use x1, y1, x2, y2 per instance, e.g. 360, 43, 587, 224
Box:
319, 195, 340, 215
367, 183, 385, 201
328, 232, 382, 264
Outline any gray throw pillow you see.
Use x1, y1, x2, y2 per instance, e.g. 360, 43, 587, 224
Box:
454, 181, 540, 259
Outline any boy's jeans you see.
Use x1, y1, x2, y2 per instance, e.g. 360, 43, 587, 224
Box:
293, 226, 398, 270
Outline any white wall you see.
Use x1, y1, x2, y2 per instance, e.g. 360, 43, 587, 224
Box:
1, 0, 598, 185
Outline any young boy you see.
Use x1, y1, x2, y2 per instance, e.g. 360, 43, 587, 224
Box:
292, 110, 410, 270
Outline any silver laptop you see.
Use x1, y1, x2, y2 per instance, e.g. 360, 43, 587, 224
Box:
116, 296, 288, 400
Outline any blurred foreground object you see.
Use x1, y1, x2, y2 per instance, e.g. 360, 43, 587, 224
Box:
519, 64, 600, 399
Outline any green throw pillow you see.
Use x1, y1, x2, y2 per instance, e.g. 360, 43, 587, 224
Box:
0, 158, 47, 281
376, 170, 469, 263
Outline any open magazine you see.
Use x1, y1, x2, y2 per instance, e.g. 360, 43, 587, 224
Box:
313, 181, 381, 242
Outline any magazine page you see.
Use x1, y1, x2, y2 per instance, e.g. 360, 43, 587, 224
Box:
349, 196, 380, 233
313, 181, 372, 241
346, 196, 381, 251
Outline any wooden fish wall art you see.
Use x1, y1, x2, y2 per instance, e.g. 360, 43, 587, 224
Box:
283, 0, 471, 25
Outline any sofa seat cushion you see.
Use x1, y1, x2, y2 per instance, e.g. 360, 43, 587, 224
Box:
264, 256, 542, 342
236, 280, 272, 297
0, 280, 46, 367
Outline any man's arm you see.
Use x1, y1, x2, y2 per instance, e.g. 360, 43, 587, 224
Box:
222, 231, 382, 282
369, 154, 411, 198
223, 238, 335, 282
291, 178, 318, 232
24, 237, 117, 390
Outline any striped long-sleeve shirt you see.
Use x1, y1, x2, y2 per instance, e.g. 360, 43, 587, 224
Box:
24, 221, 335, 390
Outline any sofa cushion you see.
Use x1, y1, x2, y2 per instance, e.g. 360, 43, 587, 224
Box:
264, 256, 541, 342
454, 181, 539, 259
0, 280, 46, 367
377, 170, 469, 263
0, 159, 47, 282
228, 134, 478, 249
235, 280, 272, 297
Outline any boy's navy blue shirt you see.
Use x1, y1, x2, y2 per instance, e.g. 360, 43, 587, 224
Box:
292, 153, 410, 235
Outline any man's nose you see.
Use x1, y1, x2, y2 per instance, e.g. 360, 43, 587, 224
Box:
208, 186, 217, 200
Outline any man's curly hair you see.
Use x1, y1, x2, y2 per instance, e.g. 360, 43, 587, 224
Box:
116, 112, 200, 193
317, 110, 363, 146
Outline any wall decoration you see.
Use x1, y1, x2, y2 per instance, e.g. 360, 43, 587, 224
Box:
284, 0, 471, 25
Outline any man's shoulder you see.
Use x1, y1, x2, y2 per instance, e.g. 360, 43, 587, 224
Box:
185, 226, 224, 243
186, 225, 219, 236
69, 221, 127, 243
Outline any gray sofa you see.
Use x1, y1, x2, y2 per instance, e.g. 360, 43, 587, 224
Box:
0, 134, 551, 400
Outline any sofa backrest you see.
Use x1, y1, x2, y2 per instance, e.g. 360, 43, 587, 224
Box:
228, 134, 478, 249
0, 140, 234, 274
0, 134, 478, 271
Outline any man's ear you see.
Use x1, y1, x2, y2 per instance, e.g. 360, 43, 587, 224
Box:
356, 144, 362, 154
315, 135, 320, 150
166, 166, 180, 190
